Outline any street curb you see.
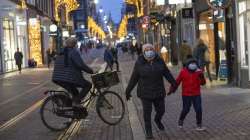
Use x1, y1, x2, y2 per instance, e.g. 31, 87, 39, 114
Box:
120, 69, 145, 140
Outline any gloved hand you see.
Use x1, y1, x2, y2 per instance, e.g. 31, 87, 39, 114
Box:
168, 84, 178, 96
126, 93, 132, 101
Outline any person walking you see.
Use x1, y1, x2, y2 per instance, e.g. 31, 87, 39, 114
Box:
46, 48, 52, 68
14, 48, 23, 74
125, 44, 177, 139
180, 40, 192, 66
136, 42, 143, 56
104, 46, 114, 71
193, 39, 212, 82
130, 42, 136, 60
111, 45, 120, 71
169, 57, 206, 131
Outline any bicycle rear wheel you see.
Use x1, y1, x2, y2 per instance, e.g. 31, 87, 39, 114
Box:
40, 94, 73, 131
96, 91, 125, 125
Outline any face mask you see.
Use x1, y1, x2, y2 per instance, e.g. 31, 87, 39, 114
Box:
144, 50, 155, 59
188, 63, 198, 71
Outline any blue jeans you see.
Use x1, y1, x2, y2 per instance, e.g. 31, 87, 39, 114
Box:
179, 95, 202, 125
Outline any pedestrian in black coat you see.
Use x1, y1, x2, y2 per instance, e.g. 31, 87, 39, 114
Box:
125, 43, 177, 139
111, 46, 120, 71
104, 46, 114, 71
14, 48, 23, 74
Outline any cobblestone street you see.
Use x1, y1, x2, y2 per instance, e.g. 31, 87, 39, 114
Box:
1, 53, 250, 140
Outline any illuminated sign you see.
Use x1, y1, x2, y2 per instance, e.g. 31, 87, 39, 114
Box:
49, 24, 57, 32
182, 8, 193, 18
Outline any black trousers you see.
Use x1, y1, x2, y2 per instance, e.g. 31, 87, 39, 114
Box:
105, 62, 113, 71
113, 60, 119, 71
179, 95, 202, 125
141, 98, 165, 135
54, 80, 92, 103
17, 64, 22, 72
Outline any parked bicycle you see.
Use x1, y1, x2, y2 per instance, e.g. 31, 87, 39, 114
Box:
40, 71, 125, 131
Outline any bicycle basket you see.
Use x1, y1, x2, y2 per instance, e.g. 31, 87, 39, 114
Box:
91, 71, 120, 88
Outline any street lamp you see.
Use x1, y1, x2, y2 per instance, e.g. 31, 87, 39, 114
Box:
94, 0, 98, 4
99, 8, 103, 13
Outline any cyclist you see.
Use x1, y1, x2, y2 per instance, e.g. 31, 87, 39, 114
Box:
52, 37, 94, 108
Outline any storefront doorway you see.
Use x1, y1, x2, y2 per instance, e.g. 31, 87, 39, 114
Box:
2, 18, 17, 72
199, 10, 230, 81
214, 22, 226, 78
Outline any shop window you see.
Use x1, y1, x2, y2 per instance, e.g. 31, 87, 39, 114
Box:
239, 1, 248, 67
2, 19, 16, 71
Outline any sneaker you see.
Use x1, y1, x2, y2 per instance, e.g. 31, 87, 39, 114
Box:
196, 126, 206, 131
154, 119, 165, 131
178, 120, 183, 129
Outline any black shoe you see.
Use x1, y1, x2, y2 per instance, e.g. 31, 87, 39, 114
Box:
145, 133, 154, 139
154, 119, 165, 131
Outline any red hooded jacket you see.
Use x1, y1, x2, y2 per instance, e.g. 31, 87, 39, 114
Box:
175, 68, 205, 96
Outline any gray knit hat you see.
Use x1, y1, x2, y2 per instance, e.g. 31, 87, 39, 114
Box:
142, 43, 155, 52
64, 37, 77, 48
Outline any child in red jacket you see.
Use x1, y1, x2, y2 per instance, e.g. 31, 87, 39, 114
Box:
169, 57, 206, 131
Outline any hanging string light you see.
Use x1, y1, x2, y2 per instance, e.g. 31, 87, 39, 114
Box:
88, 17, 106, 40
126, 0, 144, 17
55, 0, 79, 23
117, 15, 128, 39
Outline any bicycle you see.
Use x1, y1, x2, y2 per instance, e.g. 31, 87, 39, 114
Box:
40, 71, 125, 131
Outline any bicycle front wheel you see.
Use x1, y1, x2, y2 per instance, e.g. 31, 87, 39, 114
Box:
96, 91, 125, 125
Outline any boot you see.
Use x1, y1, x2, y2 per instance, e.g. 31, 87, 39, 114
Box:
154, 118, 165, 131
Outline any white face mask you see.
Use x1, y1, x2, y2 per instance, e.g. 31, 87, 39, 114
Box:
144, 50, 155, 59
188, 63, 198, 71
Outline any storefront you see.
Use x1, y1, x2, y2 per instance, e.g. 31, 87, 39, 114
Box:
236, 0, 250, 87
195, 0, 238, 82
27, 9, 44, 66
0, 0, 28, 73
198, 10, 217, 76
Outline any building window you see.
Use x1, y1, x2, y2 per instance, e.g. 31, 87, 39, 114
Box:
239, 1, 248, 67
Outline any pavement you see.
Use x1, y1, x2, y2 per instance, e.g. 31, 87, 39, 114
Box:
1, 51, 250, 140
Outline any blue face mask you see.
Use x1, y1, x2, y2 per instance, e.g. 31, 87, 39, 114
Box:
144, 50, 155, 59
188, 63, 198, 71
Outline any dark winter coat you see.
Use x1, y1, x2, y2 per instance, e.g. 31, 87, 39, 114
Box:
104, 49, 113, 64
193, 43, 208, 68
52, 47, 93, 86
14, 52, 23, 65
125, 55, 177, 100
179, 43, 192, 62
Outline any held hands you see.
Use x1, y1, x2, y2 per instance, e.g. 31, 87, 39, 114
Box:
167, 84, 178, 96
